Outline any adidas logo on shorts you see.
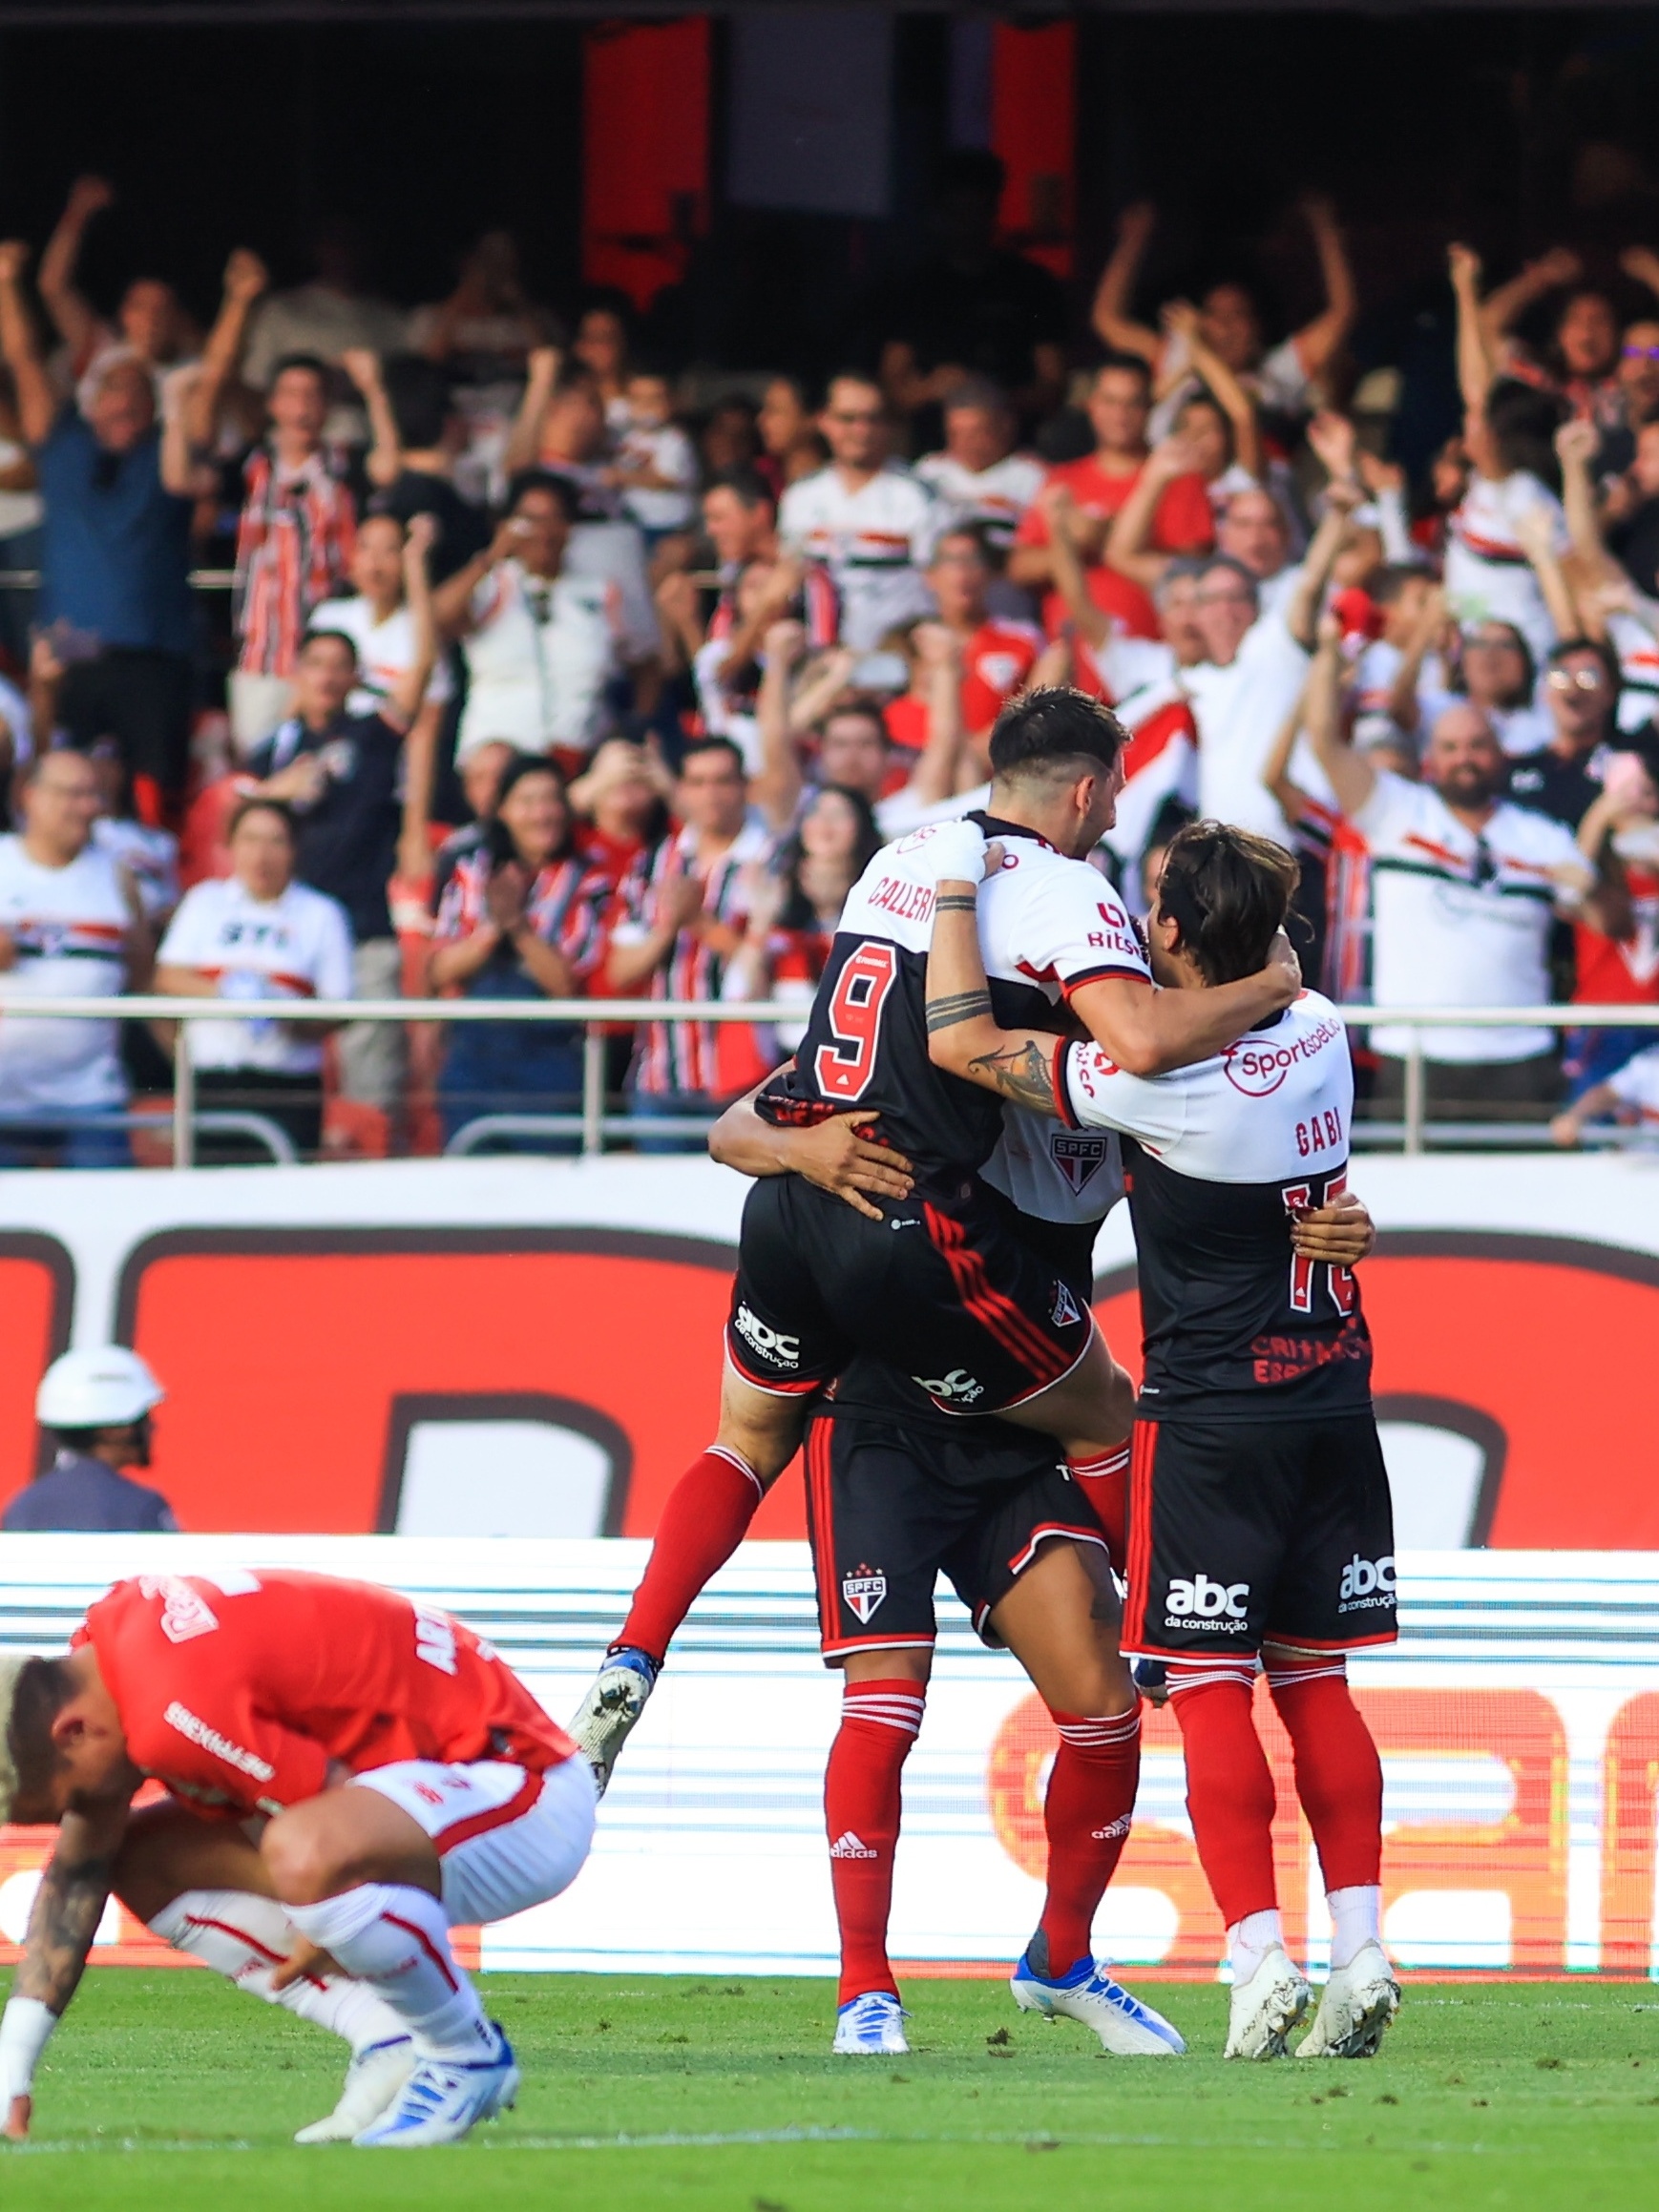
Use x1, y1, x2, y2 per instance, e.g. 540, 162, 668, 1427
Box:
830, 1831, 878, 1860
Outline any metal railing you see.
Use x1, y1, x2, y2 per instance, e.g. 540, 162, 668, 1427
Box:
1, 996, 1656, 1166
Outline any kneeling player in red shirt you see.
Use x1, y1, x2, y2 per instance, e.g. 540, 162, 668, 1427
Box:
0, 1570, 595, 2146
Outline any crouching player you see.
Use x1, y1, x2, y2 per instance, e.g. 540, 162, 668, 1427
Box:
0, 1569, 596, 2145
926, 823, 1399, 2061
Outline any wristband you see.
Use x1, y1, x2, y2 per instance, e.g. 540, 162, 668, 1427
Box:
0, 1997, 55, 2099
934, 893, 978, 912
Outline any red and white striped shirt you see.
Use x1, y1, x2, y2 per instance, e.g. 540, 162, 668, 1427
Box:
235, 445, 358, 678
615, 816, 775, 1096
433, 848, 611, 985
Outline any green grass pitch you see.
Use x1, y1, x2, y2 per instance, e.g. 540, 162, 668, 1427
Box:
4, 1971, 1658, 2211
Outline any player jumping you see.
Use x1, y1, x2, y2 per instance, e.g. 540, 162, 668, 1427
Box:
925, 820, 1399, 2061
0, 1568, 596, 2144
573, 689, 1308, 1782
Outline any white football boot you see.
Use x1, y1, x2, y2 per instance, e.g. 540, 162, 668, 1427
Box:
1224, 1946, 1312, 2059
294, 2036, 418, 2143
1010, 1943, 1185, 2056
568, 1647, 658, 1795
1297, 1941, 1400, 2058
832, 1993, 911, 2055
352, 2024, 518, 2147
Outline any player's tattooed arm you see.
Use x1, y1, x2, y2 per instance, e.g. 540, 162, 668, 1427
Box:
15, 1804, 126, 2015
963, 1034, 1060, 1114
925, 989, 992, 1033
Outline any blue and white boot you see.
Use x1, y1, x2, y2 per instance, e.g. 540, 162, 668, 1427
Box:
352, 2023, 519, 2146
1011, 1936, 1185, 2056
569, 1646, 659, 1795
832, 1992, 911, 2055
294, 2035, 417, 2142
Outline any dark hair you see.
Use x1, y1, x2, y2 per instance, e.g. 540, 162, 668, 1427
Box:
821, 696, 892, 746
777, 783, 882, 928
1549, 633, 1621, 694
988, 686, 1127, 783
382, 353, 453, 450
1484, 377, 1564, 488
1199, 553, 1261, 604
1177, 386, 1234, 463
680, 735, 746, 779
940, 374, 1010, 417
706, 467, 775, 513
297, 626, 359, 664
1373, 563, 1430, 607
1156, 820, 1299, 986
228, 795, 298, 844
266, 351, 329, 391
7, 1655, 75, 1809
1094, 353, 1153, 397
1456, 617, 1536, 704
488, 753, 575, 867
931, 520, 994, 566
504, 468, 578, 523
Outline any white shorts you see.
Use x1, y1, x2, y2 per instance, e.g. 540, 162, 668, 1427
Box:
352, 1754, 597, 1928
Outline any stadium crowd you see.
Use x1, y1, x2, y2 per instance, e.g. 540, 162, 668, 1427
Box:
2, 158, 1659, 1164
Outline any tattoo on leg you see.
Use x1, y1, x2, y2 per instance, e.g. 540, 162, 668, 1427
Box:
925, 990, 993, 1033
965, 1037, 1056, 1113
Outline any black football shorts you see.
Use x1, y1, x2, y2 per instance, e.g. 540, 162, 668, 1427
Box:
725, 1174, 1094, 1417
804, 1408, 1108, 1660
1121, 1409, 1397, 1661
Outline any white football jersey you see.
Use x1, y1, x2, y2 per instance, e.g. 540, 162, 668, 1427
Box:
0, 834, 129, 1111
158, 876, 355, 1075
777, 464, 938, 649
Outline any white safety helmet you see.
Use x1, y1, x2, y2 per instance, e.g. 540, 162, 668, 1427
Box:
35, 1346, 165, 1431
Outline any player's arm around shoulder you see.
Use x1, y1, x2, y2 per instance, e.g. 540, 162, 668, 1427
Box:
925, 842, 1064, 1116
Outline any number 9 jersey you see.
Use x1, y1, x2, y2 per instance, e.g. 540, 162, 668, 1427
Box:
755, 814, 1151, 1179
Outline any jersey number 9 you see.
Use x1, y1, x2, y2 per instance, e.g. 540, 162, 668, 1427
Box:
813, 943, 898, 1103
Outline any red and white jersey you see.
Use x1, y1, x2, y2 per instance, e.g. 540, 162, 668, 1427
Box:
75, 1569, 574, 1819
1286, 791, 1374, 1006
1444, 471, 1568, 666
1057, 990, 1370, 1417
0, 834, 128, 1111
961, 617, 1042, 732
235, 445, 357, 678
778, 465, 938, 649
1354, 770, 1589, 1062
157, 876, 354, 1075
433, 849, 611, 981
1076, 634, 1200, 897
614, 815, 775, 1096
913, 449, 1046, 553
1574, 842, 1659, 1006
308, 595, 453, 722
758, 814, 1149, 1179
1604, 609, 1659, 738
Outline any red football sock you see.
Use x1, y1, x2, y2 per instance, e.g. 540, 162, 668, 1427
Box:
614, 1447, 764, 1664
825, 1677, 925, 2006
1067, 1444, 1130, 1562
1167, 1660, 1278, 1927
1265, 1651, 1383, 1890
1037, 1702, 1141, 1977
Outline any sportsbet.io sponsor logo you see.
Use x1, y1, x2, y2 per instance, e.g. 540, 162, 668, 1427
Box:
1222, 1016, 1342, 1097
1338, 1554, 1396, 1613
734, 1303, 800, 1368
1165, 1573, 1250, 1633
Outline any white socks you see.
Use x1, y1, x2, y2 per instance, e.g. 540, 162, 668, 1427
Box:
148, 1889, 410, 2056
284, 1882, 493, 2062
1227, 1908, 1286, 1985
1327, 1883, 1383, 1972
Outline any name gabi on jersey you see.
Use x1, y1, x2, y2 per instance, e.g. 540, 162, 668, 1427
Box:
1223, 1014, 1344, 1097
865, 875, 935, 925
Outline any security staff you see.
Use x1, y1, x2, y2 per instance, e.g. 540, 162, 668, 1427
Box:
5, 1348, 177, 1533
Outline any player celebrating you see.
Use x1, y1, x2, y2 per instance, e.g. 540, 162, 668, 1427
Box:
924, 821, 1398, 2062
0, 1568, 596, 2145
574, 690, 1305, 1780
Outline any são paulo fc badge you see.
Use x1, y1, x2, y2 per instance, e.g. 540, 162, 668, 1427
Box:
842, 1565, 888, 1623
1052, 1132, 1108, 1191
1051, 1281, 1084, 1328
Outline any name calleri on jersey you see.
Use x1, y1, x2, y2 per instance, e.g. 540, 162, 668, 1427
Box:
756, 816, 1151, 1180
1054, 991, 1372, 1419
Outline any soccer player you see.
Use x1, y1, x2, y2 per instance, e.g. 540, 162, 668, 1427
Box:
924, 821, 1399, 2062
573, 689, 1306, 1779
0, 1568, 596, 2145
